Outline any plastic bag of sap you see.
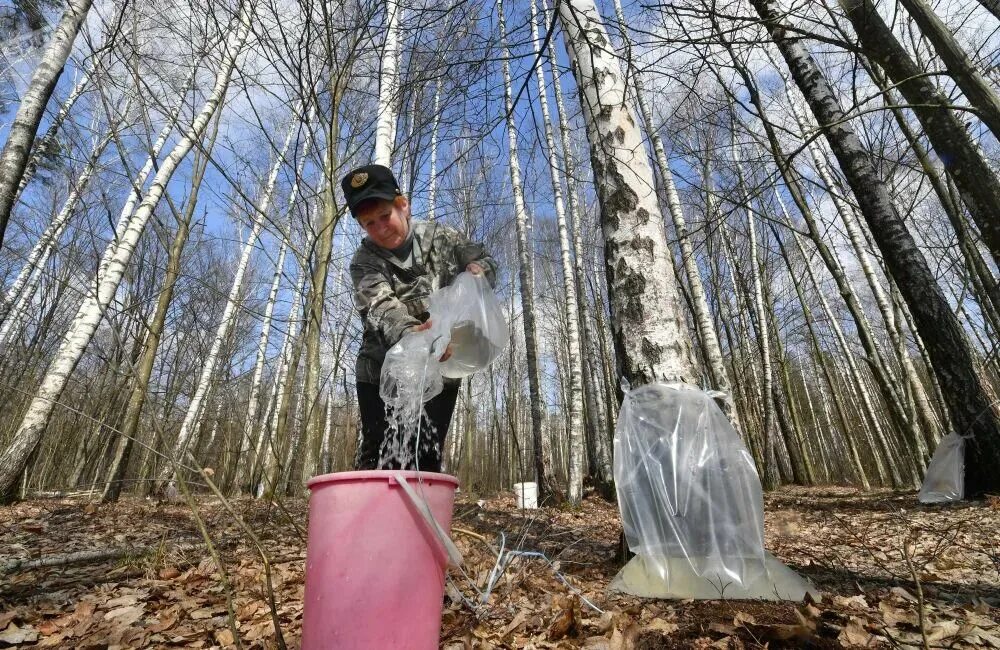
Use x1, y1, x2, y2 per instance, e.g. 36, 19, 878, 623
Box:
380, 271, 508, 405
918, 433, 965, 504
614, 383, 768, 589
380, 329, 445, 405
428, 272, 508, 380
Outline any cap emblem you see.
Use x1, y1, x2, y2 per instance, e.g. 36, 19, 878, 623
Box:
350, 172, 368, 188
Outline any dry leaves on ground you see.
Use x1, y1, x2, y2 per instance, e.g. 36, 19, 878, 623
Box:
0, 486, 997, 648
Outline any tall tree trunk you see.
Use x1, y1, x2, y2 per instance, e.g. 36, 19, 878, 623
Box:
0, 130, 114, 344
12, 59, 96, 208
427, 77, 443, 221
556, 0, 697, 388
302, 87, 344, 484
529, 0, 585, 503
497, 0, 557, 502
253, 268, 306, 496
897, 0, 1000, 140
778, 67, 938, 456
159, 121, 295, 488
100, 107, 226, 502
0, 7, 251, 504
756, 0, 1000, 497
373, 0, 401, 166
839, 0, 1000, 269
733, 146, 781, 489
611, 0, 735, 416
0, 0, 94, 249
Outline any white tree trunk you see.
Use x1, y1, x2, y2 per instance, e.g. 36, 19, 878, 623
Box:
427, 77, 443, 221
0, 130, 114, 344
255, 267, 306, 496
0, 0, 94, 247
0, 7, 251, 502
529, 0, 584, 503
234, 233, 288, 487
234, 119, 313, 489
498, 0, 554, 500
780, 70, 937, 456
160, 119, 295, 485
13, 60, 96, 204
556, 0, 695, 387
373, 0, 401, 167
610, 0, 734, 413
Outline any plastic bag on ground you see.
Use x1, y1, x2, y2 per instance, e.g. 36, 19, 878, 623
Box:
610, 383, 816, 601
381, 271, 508, 405
918, 433, 965, 504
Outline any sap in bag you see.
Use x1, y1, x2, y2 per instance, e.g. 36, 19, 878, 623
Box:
610, 383, 816, 601
381, 271, 509, 405
918, 433, 964, 504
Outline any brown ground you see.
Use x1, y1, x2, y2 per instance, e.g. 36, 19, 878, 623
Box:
0, 486, 997, 648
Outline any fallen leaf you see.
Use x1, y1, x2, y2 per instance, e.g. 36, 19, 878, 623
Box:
878, 600, 917, 627
503, 610, 528, 636
105, 604, 144, 627
926, 620, 961, 643
0, 613, 16, 630
890, 587, 917, 603
645, 618, 679, 634
215, 627, 234, 645
0, 622, 38, 644
83, 503, 97, 515
158, 567, 181, 580
104, 594, 141, 609
838, 617, 874, 647
583, 636, 611, 649
548, 606, 577, 640
734, 611, 756, 627
833, 594, 868, 610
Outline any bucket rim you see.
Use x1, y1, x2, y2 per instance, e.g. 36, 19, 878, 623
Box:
306, 469, 460, 489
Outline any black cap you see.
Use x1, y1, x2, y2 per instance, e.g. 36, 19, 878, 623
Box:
341, 164, 402, 217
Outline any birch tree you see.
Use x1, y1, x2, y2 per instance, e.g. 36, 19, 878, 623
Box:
0, 5, 252, 504
752, 0, 1000, 497
0, 0, 94, 249
158, 119, 296, 489
497, 0, 556, 502
556, 0, 697, 388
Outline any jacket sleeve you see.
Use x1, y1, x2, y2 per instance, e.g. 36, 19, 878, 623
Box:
449, 229, 499, 289
350, 256, 421, 347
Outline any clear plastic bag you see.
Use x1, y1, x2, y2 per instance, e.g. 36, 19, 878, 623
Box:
918, 433, 965, 504
614, 383, 767, 589
380, 271, 508, 405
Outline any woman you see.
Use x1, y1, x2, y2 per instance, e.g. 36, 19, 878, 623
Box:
342, 164, 497, 472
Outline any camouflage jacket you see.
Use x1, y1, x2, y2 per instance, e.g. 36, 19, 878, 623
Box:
350, 220, 498, 385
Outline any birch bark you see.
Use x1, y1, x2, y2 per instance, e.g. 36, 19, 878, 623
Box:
373, 0, 401, 166
529, 0, 584, 503
838, 0, 1000, 269
896, 0, 1000, 140
556, 0, 696, 388
610, 0, 734, 414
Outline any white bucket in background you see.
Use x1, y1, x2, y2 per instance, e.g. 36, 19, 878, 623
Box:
513, 482, 538, 509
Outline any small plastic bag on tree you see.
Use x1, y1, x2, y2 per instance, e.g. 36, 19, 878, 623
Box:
381, 271, 508, 405
610, 383, 815, 601
918, 433, 964, 504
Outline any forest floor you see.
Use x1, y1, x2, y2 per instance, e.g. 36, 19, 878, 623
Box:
0, 485, 998, 649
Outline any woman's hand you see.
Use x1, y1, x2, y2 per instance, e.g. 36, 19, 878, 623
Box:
466, 262, 484, 276
409, 320, 453, 361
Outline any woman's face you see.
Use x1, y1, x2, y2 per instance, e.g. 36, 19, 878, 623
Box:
356, 197, 410, 250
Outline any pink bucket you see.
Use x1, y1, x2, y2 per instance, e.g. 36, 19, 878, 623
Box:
302, 470, 460, 649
